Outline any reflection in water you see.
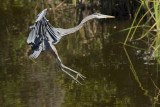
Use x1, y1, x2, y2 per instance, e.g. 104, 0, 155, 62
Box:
123, 47, 149, 97
0, 1, 160, 107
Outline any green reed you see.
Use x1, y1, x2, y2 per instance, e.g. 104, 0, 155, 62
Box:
153, 0, 160, 59
124, 0, 160, 62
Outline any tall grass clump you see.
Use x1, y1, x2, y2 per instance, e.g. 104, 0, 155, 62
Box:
124, 0, 160, 63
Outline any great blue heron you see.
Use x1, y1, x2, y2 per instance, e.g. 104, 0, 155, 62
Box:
27, 9, 115, 84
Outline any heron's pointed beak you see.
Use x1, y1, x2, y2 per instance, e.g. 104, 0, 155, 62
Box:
106, 15, 115, 18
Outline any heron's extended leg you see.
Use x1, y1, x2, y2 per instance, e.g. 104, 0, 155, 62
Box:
55, 58, 82, 84
49, 43, 85, 84
56, 56, 86, 80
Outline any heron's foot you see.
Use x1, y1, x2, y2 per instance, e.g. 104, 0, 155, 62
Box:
72, 77, 82, 85
60, 63, 86, 83
72, 73, 86, 85
76, 73, 86, 80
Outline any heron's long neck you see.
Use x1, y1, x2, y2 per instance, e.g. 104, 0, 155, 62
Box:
62, 15, 95, 36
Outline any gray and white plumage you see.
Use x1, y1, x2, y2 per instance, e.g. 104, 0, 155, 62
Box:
27, 9, 115, 84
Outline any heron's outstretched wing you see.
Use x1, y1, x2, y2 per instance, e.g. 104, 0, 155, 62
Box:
27, 9, 61, 58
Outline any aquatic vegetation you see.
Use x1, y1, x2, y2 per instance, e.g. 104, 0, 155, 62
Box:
123, 1, 160, 105
124, 1, 160, 63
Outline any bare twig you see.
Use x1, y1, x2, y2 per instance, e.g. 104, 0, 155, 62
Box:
53, 0, 66, 10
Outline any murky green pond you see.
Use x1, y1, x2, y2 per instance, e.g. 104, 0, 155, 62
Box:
0, 1, 159, 107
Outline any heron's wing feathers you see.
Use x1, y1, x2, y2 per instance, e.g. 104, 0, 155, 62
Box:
27, 9, 48, 43
29, 43, 43, 59
46, 25, 59, 43
27, 28, 36, 44
27, 9, 61, 59
35, 9, 47, 22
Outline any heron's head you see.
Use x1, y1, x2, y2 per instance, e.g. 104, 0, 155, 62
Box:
93, 13, 115, 19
